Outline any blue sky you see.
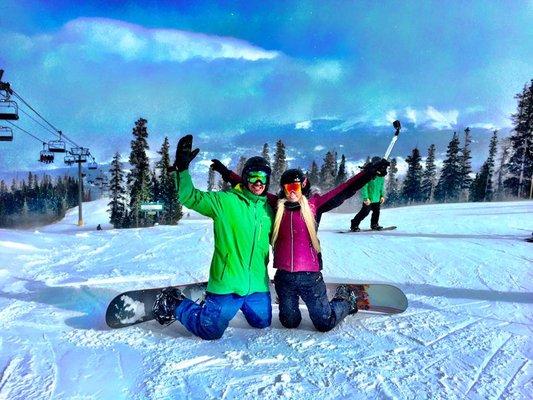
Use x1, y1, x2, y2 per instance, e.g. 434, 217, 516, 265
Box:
0, 0, 532, 172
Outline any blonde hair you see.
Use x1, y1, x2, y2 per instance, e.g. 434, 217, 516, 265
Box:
271, 196, 321, 253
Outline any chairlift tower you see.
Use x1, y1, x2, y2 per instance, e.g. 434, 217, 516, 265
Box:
69, 147, 90, 226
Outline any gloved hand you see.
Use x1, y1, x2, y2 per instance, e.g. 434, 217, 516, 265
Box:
210, 159, 231, 182
364, 158, 390, 177
170, 135, 199, 173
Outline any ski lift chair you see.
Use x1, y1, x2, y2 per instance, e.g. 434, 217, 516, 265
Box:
70, 147, 88, 163
64, 154, 76, 166
39, 143, 54, 164
88, 160, 98, 170
48, 132, 66, 153
0, 99, 19, 120
0, 126, 13, 141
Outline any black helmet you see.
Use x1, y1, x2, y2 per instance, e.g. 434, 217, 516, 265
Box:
371, 156, 382, 163
242, 156, 271, 192
280, 168, 311, 197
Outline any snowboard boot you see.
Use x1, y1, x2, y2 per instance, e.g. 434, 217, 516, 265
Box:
371, 225, 383, 231
153, 287, 185, 326
350, 220, 360, 232
333, 285, 360, 314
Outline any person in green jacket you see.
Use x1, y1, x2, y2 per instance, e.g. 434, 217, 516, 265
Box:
350, 156, 387, 232
153, 135, 274, 340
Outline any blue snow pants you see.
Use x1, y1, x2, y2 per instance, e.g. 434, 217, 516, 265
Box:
274, 270, 352, 332
174, 291, 272, 340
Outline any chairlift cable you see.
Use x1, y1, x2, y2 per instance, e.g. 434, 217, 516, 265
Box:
11, 89, 81, 148
6, 121, 47, 143
18, 107, 58, 136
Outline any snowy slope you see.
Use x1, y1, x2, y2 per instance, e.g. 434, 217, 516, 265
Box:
0, 198, 531, 399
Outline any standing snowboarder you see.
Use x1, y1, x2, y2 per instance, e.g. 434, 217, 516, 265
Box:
152, 135, 274, 340
350, 156, 387, 232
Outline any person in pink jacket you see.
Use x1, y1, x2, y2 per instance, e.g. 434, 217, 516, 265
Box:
212, 157, 389, 331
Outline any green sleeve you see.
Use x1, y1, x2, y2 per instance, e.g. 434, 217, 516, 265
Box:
360, 182, 368, 201
175, 170, 221, 219
380, 178, 385, 198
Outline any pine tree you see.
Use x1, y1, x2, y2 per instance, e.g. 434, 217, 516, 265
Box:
127, 118, 152, 227
319, 151, 337, 190
108, 152, 127, 228
207, 167, 216, 191
235, 156, 247, 175
261, 143, 271, 166
156, 136, 182, 225
385, 158, 401, 206
401, 148, 423, 204
335, 154, 347, 185
420, 144, 437, 202
271, 140, 288, 191
504, 80, 533, 198
459, 127, 473, 201
471, 130, 499, 202
434, 132, 462, 202
308, 161, 320, 188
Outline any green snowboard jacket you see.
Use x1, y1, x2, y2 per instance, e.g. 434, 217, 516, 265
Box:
360, 176, 385, 203
175, 170, 273, 296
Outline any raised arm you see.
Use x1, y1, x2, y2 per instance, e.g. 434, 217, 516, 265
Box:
314, 158, 390, 214
171, 135, 222, 218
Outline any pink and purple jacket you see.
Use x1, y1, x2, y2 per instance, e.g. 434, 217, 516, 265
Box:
228, 169, 375, 273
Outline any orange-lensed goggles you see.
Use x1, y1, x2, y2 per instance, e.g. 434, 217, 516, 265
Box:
283, 182, 302, 195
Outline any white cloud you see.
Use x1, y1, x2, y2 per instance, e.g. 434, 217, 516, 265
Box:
425, 106, 458, 129
63, 18, 279, 62
385, 110, 398, 124
314, 145, 325, 151
295, 120, 312, 130
405, 107, 417, 125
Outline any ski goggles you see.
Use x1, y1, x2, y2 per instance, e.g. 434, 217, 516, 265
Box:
247, 171, 268, 185
283, 182, 302, 195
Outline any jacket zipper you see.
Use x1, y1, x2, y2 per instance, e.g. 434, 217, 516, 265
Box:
290, 211, 294, 272
248, 202, 259, 293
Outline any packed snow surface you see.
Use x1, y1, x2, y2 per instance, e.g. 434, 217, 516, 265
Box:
0, 198, 531, 399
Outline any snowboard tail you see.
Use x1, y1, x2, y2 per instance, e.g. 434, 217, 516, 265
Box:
106, 281, 408, 329
339, 226, 397, 233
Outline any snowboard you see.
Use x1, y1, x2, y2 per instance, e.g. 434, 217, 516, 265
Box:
106, 281, 408, 329
338, 226, 397, 234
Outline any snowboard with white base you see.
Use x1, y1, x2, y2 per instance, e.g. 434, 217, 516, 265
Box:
105, 280, 407, 329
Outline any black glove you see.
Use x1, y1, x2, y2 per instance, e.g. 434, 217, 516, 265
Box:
210, 159, 232, 182
171, 134, 199, 173
364, 158, 390, 177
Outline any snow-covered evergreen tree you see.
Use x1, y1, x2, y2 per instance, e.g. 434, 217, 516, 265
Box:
335, 154, 347, 185
108, 152, 128, 228
471, 130, 498, 202
127, 118, 152, 227
504, 80, 533, 198
385, 158, 400, 206
420, 144, 437, 203
459, 127, 473, 201
271, 140, 287, 191
434, 132, 462, 202
261, 143, 271, 166
207, 167, 216, 191
320, 151, 337, 190
235, 156, 247, 175
156, 136, 182, 225
401, 148, 423, 204
308, 161, 320, 188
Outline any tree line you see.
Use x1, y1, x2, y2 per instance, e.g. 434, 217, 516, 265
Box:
0, 173, 85, 228
215, 80, 531, 207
